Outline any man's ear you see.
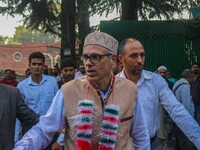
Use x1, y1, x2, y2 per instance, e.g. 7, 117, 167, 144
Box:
112, 55, 118, 62
111, 55, 118, 67
118, 54, 123, 64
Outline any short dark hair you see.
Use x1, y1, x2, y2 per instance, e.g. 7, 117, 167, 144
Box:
118, 39, 128, 55
4, 69, 12, 74
60, 58, 76, 70
29, 52, 45, 64
181, 69, 195, 79
191, 62, 200, 68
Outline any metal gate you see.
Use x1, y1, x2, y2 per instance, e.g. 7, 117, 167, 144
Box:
100, 20, 200, 79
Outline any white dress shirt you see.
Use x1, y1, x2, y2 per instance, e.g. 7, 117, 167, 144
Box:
117, 70, 200, 149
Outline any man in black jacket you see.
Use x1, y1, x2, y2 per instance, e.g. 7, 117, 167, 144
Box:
0, 83, 39, 150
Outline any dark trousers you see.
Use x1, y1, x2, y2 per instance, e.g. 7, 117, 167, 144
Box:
174, 125, 196, 150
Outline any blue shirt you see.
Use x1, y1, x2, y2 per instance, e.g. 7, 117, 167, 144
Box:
17, 74, 58, 115
15, 74, 59, 142
173, 78, 195, 117
14, 88, 150, 150
74, 71, 85, 79
117, 70, 200, 149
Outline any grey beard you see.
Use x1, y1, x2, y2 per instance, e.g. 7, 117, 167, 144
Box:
131, 69, 142, 76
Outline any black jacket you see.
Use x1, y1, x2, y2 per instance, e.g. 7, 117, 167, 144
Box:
0, 84, 39, 150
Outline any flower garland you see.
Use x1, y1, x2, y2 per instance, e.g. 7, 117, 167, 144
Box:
76, 100, 94, 150
75, 100, 119, 150
75, 74, 119, 150
99, 104, 119, 150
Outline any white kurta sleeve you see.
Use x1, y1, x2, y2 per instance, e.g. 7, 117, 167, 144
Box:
14, 89, 66, 150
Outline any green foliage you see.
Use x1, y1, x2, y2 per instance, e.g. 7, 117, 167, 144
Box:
1, 0, 199, 56
186, 15, 200, 37
0, 25, 59, 44
0, 0, 61, 34
0, 35, 6, 44
0, 0, 199, 34
13, 25, 60, 43
0, 35, 20, 45
0, 70, 4, 79
88, 0, 199, 20
88, 0, 120, 17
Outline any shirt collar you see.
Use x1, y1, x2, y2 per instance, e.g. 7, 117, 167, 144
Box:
28, 74, 47, 85
119, 69, 152, 86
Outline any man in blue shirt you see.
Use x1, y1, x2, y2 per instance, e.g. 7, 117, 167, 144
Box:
16, 52, 58, 149
74, 60, 86, 78
173, 69, 196, 150
117, 38, 200, 149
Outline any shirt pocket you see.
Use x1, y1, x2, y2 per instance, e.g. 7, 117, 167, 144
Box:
45, 92, 55, 103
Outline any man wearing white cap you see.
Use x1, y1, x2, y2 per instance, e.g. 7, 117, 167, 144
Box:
156, 65, 174, 148
14, 32, 150, 150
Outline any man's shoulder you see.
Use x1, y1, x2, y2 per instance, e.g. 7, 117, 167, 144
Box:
0, 77, 6, 83
43, 75, 58, 84
115, 77, 138, 93
43, 74, 55, 79
45, 74, 57, 80
17, 78, 29, 86
0, 83, 18, 93
142, 70, 163, 80
115, 76, 136, 86
62, 76, 87, 89
143, 70, 158, 77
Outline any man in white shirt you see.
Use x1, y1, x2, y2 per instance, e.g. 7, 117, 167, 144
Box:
117, 38, 200, 149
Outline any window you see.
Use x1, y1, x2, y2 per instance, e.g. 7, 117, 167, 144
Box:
13, 52, 22, 62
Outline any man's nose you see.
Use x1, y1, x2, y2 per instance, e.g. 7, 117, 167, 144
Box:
137, 55, 143, 62
84, 58, 92, 65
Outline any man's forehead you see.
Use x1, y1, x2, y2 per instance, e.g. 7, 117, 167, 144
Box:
63, 66, 75, 69
83, 45, 108, 54
126, 39, 143, 48
31, 58, 43, 61
192, 65, 200, 68
30, 58, 44, 63
124, 45, 145, 55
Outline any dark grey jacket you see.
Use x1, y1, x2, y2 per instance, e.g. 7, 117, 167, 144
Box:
0, 84, 39, 150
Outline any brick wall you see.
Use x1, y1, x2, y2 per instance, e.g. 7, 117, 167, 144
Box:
0, 42, 60, 75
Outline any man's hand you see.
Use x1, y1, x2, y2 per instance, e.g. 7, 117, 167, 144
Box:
52, 142, 63, 150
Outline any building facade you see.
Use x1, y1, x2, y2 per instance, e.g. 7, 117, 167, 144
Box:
0, 42, 60, 75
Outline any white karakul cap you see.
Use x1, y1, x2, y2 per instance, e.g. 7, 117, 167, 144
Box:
157, 65, 167, 71
83, 32, 118, 54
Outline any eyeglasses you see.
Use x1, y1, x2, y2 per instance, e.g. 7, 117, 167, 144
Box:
81, 53, 113, 64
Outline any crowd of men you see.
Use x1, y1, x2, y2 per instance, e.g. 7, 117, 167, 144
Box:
0, 31, 200, 150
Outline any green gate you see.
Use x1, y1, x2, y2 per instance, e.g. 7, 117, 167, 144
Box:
100, 20, 200, 79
